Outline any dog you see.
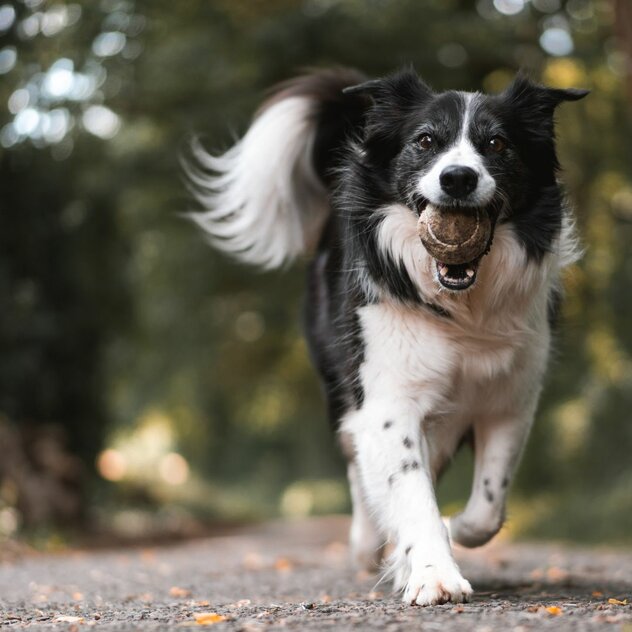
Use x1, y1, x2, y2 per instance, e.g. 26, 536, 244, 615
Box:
186, 67, 588, 605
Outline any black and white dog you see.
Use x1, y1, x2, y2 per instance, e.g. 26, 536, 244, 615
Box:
187, 67, 587, 605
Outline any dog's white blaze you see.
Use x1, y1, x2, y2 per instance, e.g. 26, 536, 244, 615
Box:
418, 93, 496, 207
185, 96, 327, 269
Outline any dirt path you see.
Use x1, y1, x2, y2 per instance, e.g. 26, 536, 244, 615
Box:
1, 516, 631, 630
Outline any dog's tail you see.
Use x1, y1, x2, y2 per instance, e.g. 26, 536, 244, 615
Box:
184, 68, 367, 269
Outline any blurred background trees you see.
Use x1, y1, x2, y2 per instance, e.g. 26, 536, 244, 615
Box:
0, 0, 630, 543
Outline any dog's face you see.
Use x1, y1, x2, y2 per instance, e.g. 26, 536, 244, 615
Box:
347, 71, 587, 292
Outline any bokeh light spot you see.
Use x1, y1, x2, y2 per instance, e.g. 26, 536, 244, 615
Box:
14, 108, 40, 135
0, 46, 17, 74
0, 507, 20, 536
540, 28, 574, 56
82, 105, 120, 139
493, 0, 525, 16
0, 4, 16, 32
92, 31, 126, 57
18, 13, 40, 39
0, 123, 19, 148
97, 449, 127, 481
45, 108, 71, 143
543, 58, 587, 88
159, 453, 189, 485
42, 58, 75, 98
8, 88, 30, 114
41, 5, 71, 37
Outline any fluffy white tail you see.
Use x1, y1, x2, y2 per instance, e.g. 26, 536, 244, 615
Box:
186, 96, 329, 268
184, 69, 366, 268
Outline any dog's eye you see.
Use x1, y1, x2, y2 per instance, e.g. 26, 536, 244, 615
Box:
488, 136, 506, 153
418, 134, 433, 150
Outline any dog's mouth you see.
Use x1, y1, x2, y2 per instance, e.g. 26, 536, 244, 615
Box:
434, 258, 479, 291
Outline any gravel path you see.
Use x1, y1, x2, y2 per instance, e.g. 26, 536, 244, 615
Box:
1, 516, 631, 631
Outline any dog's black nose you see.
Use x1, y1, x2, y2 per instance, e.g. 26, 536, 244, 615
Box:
439, 165, 478, 199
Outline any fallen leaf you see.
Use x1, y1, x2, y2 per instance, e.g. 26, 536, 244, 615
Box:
194, 612, 226, 626
242, 552, 264, 570
546, 567, 569, 582
55, 615, 84, 623
274, 557, 293, 572
140, 549, 156, 563
545, 606, 563, 616
170, 586, 192, 598
608, 598, 628, 606
195, 600, 211, 607
592, 591, 603, 597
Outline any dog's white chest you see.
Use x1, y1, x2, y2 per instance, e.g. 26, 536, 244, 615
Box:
356, 300, 541, 415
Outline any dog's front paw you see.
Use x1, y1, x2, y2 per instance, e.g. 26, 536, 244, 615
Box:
403, 562, 472, 606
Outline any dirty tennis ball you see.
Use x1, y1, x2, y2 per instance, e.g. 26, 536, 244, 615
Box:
417, 205, 492, 265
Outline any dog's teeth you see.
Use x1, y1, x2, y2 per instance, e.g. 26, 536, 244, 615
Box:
466, 268, 475, 278
439, 266, 449, 276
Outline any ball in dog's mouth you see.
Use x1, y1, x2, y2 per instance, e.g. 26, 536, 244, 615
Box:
417, 202, 492, 291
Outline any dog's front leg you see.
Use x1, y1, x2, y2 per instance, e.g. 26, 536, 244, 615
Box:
344, 399, 472, 606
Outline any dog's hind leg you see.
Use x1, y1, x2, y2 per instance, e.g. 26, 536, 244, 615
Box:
447, 412, 534, 548
347, 461, 385, 572
443, 329, 551, 548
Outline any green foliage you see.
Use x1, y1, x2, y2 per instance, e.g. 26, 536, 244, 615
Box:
1, 0, 630, 542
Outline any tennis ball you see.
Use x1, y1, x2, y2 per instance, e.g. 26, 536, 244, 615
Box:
417, 205, 492, 265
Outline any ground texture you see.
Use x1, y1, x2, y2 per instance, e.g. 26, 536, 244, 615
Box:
1, 516, 631, 631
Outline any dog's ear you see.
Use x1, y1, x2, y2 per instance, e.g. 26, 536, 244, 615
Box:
343, 67, 432, 111
500, 73, 588, 147
343, 68, 433, 162
500, 73, 589, 174
502, 73, 589, 118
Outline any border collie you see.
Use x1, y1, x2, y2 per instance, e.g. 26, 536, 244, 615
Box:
186, 67, 587, 606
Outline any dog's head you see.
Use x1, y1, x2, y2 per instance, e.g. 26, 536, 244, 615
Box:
345, 69, 588, 292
